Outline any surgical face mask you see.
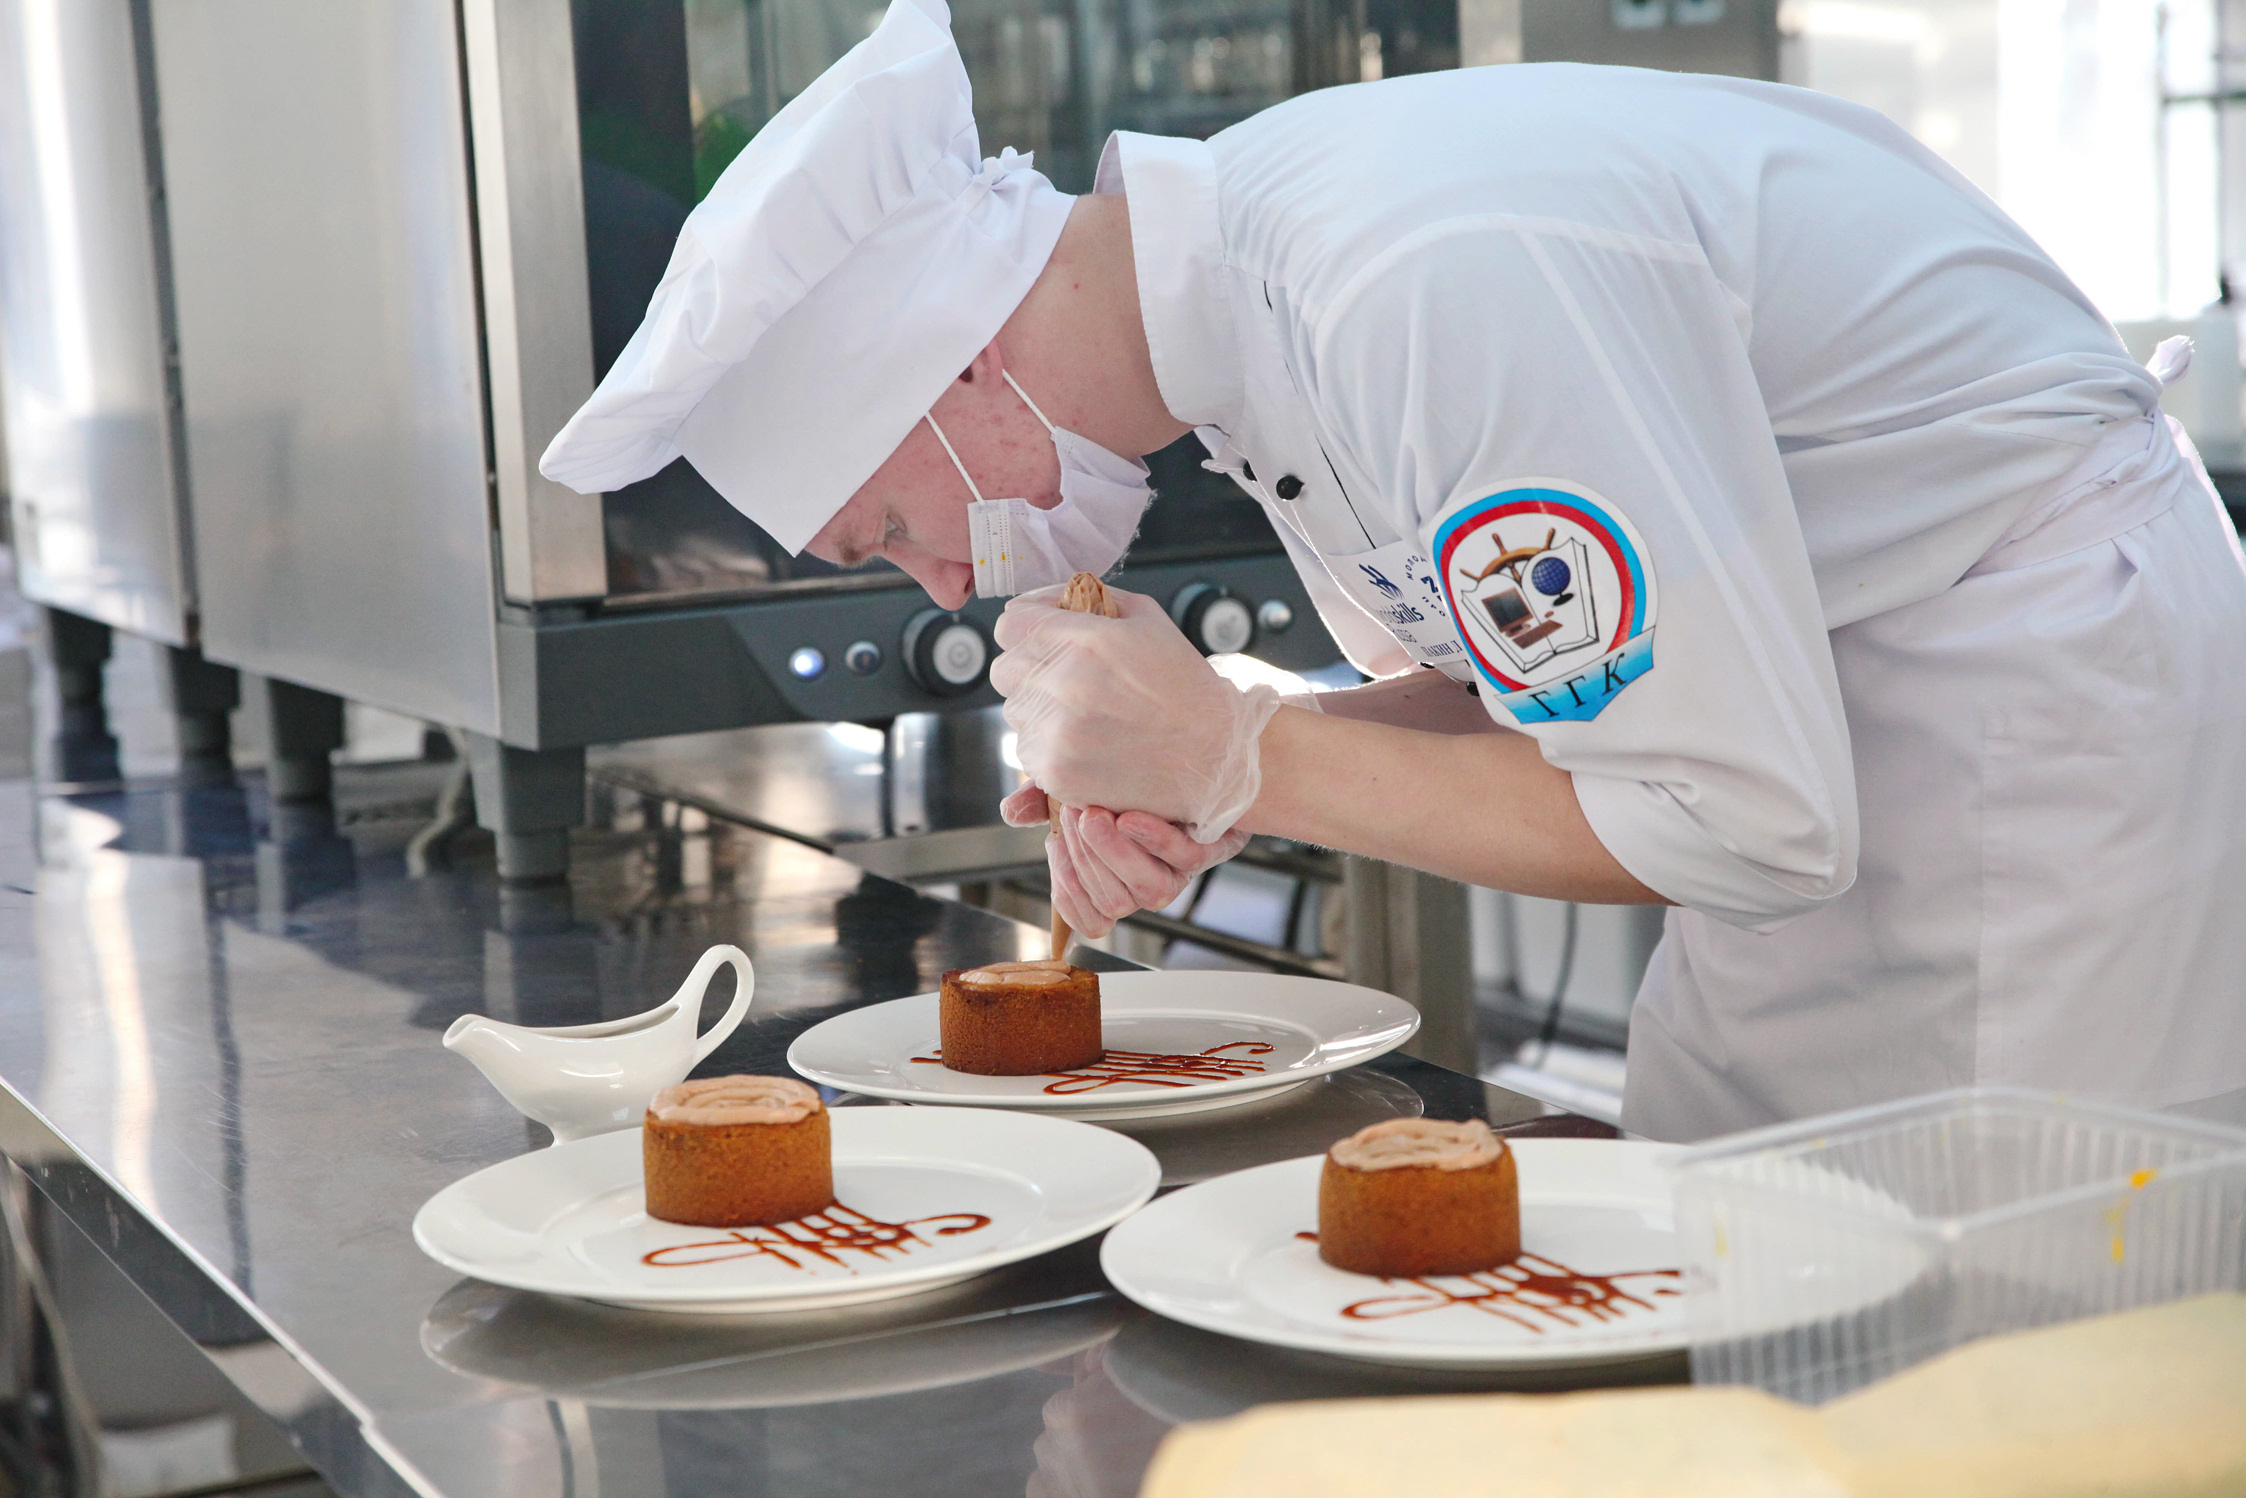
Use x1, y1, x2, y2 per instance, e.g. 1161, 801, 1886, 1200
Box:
925, 371, 1152, 598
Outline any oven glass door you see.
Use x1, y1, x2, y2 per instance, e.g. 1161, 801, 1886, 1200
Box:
572, 0, 1450, 605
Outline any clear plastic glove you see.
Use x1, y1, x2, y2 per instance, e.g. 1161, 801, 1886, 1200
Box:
1002, 787, 1250, 938
990, 586, 1282, 841
1000, 781, 1056, 828
1043, 804, 1249, 938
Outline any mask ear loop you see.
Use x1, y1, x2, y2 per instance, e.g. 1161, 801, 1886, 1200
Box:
923, 413, 986, 503
1001, 369, 1058, 434
927, 369, 1055, 502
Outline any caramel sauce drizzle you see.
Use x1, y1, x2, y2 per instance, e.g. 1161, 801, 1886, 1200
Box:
910, 1040, 1275, 1093
641, 1202, 992, 1273
1294, 1233, 1682, 1334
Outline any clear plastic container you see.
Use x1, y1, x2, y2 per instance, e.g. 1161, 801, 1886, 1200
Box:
1664, 1087, 2246, 1405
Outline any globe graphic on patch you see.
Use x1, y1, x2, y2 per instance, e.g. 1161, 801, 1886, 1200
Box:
1530, 556, 1571, 596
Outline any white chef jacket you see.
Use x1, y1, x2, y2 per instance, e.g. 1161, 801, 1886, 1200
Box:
1099, 64, 2246, 1136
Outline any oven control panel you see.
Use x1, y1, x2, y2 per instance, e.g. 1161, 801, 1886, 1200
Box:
501, 553, 1343, 749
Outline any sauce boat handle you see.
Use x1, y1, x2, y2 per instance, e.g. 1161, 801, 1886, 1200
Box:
682, 944, 756, 1065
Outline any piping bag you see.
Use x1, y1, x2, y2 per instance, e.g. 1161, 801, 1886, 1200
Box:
1043, 572, 1123, 960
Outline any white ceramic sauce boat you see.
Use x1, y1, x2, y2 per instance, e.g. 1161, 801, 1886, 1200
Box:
443, 944, 755, 1143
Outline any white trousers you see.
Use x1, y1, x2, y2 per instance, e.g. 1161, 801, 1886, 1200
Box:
1624, 417, 2246, 1141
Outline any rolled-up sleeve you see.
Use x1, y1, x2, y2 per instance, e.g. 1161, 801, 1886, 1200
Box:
1309, 216, 1858, 931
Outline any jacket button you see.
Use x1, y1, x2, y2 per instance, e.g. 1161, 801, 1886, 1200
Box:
1275, 474, 1304, 500
1241, 460, 1256, 482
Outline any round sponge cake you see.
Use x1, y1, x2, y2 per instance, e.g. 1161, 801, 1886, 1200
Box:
1317, 1117, 1520, 1277
642, 1075, 833, 1227
938, 960, 1102, 1075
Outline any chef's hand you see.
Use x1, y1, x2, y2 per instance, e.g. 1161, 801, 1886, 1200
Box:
1000, 781, 1056, 827
1053, 805, 1251, 938
1001, 787, 1249, 937
990, 586, 1282, 841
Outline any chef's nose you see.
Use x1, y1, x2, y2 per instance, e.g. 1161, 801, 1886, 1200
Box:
891, 552, 974, 611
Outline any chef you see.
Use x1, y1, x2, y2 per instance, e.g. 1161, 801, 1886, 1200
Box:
540, 0, 2246, 1139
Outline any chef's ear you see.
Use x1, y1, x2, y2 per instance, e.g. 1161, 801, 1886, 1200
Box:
958, 339, 1006, 385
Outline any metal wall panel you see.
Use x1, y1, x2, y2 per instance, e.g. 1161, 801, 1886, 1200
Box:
0, 0, 193, 644
150, 0, 503, 734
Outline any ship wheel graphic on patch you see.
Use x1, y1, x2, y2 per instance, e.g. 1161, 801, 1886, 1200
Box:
1432, 482, 1657, 716
1458, 524, 1600, 666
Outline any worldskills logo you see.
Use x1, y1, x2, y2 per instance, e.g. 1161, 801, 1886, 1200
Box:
1432, 482, 1658, 724
1359, 563, 1425, 625
1359, 564, 1403, 599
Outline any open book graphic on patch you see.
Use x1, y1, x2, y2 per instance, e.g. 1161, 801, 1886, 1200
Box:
1458, 535, 1600, 675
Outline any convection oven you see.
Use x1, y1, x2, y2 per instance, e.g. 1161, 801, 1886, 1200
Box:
1, 0, 1776, 881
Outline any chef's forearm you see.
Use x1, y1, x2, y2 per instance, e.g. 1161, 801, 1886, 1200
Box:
1245, 707, 1670, 904
1308, 670, 1503, 735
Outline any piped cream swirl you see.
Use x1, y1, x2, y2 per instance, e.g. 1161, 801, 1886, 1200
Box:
958, 960, 1072, 988
649, 1075, 821, 1125
1328, 1117, 1503, 1172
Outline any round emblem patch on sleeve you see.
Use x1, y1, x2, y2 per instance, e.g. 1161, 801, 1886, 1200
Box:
1430, 480, 1658, 723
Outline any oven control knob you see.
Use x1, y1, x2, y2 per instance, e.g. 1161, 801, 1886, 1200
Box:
901, 610, 989, 696
1171, 583, 1256, 657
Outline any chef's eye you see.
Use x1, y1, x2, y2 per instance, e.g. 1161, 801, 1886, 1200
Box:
841, 517, 903, 570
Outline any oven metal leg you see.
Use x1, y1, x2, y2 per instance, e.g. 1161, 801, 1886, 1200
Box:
463, 734, 585, 885
1343, 857, 1476, 1073
253, 678, 345, 805
43, 609, 119, 785
161, 645, 239, 787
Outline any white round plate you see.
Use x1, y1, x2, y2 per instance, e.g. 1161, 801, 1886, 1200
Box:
786, 972, 1420, 1120
413, 1107, 1159, 1314
1101, 1139, 1693, 1370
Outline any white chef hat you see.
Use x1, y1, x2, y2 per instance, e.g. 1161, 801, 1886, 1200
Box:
537, 0, 1071, 554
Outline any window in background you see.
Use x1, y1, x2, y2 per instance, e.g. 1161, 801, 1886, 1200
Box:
1783, 0, 2222, 322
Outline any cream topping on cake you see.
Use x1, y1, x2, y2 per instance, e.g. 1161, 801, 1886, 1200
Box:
958, 960, 1073, 988
649, 1075, 822, 1125
1328, 1117, 1503, 1172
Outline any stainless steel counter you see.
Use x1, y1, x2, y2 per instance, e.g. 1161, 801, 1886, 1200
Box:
0, 765, 1655, 1498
